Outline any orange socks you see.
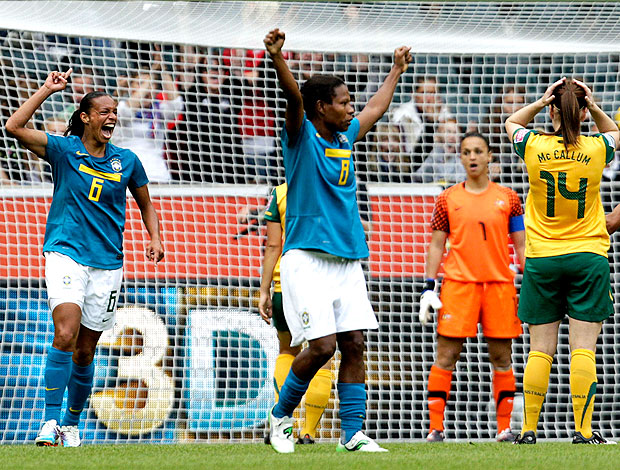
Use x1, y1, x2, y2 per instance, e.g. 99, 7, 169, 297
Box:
427, 365, 452, 432
493, 369, 516, 432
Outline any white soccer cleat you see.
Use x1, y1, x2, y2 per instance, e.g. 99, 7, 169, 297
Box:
496, 428, 516, 442
59, 425, 81, 447
35, 419, 60, 446
336, 431, 388, 452
268, 408, 295, 453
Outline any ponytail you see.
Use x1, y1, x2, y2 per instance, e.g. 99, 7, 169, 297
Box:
550, 77, 586, 151
64, 108, 84, 137
63, 91, 110, 138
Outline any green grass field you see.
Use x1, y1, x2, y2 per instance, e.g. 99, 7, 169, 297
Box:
1, 442, 619, 470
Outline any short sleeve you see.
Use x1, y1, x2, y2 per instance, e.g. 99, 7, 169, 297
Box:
430, 192, 450, 233
128, 152, 149, 189
508, 189, 524, 217
512, 128, 533, 159
263, 188, 280, 223
344, 117, 361, 144
44, 133, 68, 164
281, 116, 308, 149
595, 133, 616, 164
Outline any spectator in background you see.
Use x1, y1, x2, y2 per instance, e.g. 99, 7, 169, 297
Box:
391, 76, 451, 171
369, 122, 409, 183
479, 85, 527, 189
178, 57, 236, 183
346, 53, 380, 112
223, 47, 277, 184
42, 70, 95, 122
162, 44, 199, 181
114, 71, 182, 183
291, 51, 324, 82
415, 118, 465, 184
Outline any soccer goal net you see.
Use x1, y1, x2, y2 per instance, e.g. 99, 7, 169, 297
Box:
1, 0, 619, 444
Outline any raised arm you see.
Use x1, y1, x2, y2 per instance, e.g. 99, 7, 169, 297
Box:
356, 46, 411, 140
258, 220, 283, 324
264, 29, 303, 140
130, 184, 164, 264
5, 69, 72, 158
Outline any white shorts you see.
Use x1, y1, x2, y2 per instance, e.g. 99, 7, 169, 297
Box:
44, 251, 123, 331
280, 249, 378, 347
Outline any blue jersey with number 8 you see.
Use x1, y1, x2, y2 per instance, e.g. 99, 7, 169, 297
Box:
281, 116, 368, 259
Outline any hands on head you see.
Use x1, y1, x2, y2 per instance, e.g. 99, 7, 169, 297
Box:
542, 76, 595, 109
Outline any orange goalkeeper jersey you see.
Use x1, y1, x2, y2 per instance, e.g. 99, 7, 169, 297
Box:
431, 182, 524, 283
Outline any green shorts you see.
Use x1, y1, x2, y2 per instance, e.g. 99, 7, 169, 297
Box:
518, 252, 613, 325
271, 291, 289, 332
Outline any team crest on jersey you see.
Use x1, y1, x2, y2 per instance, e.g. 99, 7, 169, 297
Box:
63, 275, 71, 286
495, 198, 506, 208
337, 134, 349, 144
110, 158, 122, 172
301, 311, 310, 328
514, 128, 528, 143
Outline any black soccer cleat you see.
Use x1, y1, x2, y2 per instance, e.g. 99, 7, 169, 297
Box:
572, 431, 616, 445
296, 433, 315, 444
513, 431, 537, 444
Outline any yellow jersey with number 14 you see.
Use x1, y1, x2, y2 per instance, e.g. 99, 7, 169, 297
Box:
513, 128, 615, 258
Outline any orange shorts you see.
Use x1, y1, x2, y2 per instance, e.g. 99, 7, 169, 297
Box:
437, 279, 522, 339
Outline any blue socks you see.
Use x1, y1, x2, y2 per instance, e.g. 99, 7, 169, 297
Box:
272, 369, 310, 418
43, 347, 73, 422
62, 361, 95, 426
338, 382, 366, 444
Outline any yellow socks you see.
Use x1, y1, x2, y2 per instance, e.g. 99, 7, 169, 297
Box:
570, 349, 597, 439
300, 368, 332, 438
521, 351, 553, 434
273, 354, 295, 402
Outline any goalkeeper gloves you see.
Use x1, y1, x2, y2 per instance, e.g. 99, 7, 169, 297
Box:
419, 278, 442, 326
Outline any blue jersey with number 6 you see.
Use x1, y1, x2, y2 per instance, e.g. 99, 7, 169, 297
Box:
43, 134, 149, 269
281, 116, 368, 259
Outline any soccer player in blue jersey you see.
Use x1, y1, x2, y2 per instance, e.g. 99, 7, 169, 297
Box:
263, 29, 411, 453
6, 69, 164, 447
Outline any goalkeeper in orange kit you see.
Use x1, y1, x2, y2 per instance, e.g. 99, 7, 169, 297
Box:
419, 132, 525, 442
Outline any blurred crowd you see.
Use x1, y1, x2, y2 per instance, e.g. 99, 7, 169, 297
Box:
1, 29, 619, 194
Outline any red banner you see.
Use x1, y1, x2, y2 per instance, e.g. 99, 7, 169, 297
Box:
0, 186, 439, 280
